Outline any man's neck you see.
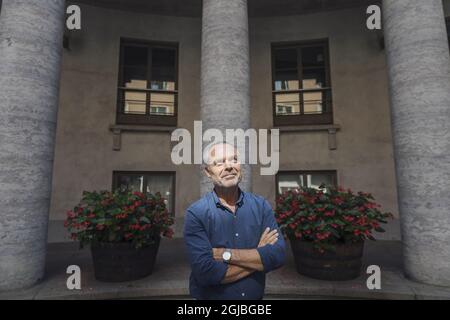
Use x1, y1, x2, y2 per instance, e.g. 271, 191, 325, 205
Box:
214, 186, 239, 206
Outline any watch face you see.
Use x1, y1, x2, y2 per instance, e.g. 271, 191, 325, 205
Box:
223, 251, 231, 261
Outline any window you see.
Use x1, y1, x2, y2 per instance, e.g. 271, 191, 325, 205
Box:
112, 171, 175, 214
276, 171, 337, 195
117, 39, 178, 126
272, 40, 332, 126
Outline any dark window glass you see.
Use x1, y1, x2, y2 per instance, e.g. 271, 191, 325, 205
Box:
113, 172, 175, 214
117, 40, 178, 126
272, 41, 332, 125
276, 171, 337, 195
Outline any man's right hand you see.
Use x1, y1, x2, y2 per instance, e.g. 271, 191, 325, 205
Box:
258, 227, 279, 248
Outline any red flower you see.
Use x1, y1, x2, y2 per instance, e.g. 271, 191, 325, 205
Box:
332, 197, 344, 205
133, 191, 145, 198
344, 216, 355, 222
67, 210, 76, 218
324, 210, 335, 217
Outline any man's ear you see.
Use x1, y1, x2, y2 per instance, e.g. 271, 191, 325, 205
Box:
204, 166, 211, 178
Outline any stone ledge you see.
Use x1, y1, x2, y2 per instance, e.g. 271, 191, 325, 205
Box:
270, 124, 341, 150
109, 124, 177, 151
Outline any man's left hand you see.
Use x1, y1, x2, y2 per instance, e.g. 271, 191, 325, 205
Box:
212, 248, 225, 261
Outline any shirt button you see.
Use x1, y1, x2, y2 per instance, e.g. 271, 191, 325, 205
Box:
235, 233, 239, 237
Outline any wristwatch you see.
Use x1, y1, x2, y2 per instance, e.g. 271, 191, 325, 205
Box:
222, 249, 232, 263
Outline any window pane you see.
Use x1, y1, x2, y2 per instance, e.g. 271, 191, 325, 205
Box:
306, 173, 334, 191
277, 174, 304, 194
124, 91, 146, 114
151, 48, 176, 84
116, 175, 144, 193
150, 93, 175, 116
146, 175, 174, 213
303, 92, 323, 114
150, 81, 176, 91
302, 46, 325, 67
275, 93, 300, 115
274, 80, 299, 91
274, 48, 299, 90
302, 68, 326, 89
123, 46, 148, 89
277, 172, 336, 195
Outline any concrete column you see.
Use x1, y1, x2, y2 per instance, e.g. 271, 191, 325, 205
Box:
383, 0, 450, 286
0, 0, 65, 290
200, 0, 251, 195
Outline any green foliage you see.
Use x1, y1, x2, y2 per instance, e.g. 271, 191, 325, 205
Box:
275, 185, 394, 252
64, 190, 174, 249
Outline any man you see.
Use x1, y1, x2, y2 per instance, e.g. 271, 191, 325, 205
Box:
184, 142, 286, 300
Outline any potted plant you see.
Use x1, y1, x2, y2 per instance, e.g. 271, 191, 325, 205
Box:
64, 190, 174, 282
275, 185, 393, 281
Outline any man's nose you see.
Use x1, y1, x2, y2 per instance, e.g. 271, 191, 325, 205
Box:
224, 161, 233, 169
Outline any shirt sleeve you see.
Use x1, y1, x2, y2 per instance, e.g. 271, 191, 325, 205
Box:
256, 199, 287, 273
183, 208, 228, 286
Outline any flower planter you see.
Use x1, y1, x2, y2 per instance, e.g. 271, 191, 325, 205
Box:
290, 239, 364, 281
91, 237, 160, 282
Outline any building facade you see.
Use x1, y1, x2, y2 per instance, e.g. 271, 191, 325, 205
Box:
0, 0, 449, 291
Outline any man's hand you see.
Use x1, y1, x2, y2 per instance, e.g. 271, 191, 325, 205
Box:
258, 227, 279, 247
213, 248, 225, 261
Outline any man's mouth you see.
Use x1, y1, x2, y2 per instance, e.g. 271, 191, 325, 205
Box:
222, 174, 236, 178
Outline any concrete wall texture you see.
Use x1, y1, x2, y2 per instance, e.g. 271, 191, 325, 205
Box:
47, 2, 450, 242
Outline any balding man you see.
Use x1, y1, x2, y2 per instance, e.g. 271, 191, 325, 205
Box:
184, 142, 286, 300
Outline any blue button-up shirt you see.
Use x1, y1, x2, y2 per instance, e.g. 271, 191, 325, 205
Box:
184, 189, 286, 300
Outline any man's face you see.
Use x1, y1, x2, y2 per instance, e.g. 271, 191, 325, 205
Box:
204, 144, 242, 188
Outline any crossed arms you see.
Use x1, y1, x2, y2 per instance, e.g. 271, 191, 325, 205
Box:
184, 200, 286, 287
212, 228, 278, 284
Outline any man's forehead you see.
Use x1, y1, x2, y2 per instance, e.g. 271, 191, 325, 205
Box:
210, 143, 237, 159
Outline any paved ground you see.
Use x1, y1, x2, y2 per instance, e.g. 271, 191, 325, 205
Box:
1, 239, 450, 300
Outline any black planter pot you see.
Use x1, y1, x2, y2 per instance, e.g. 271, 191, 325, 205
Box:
290, 239, 364, 281
91, 238, 160, 282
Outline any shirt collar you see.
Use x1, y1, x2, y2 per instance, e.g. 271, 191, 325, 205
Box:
212, 187, 245, 208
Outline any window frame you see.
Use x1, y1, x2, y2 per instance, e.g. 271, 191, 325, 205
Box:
271, 39, 333, 126
275, 170, 337, 196
112, 171, 176, 216
116, 38, 179, 126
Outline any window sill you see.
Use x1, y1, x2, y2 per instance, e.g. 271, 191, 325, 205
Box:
109, 124, 176, 151
270, 124, 341, 150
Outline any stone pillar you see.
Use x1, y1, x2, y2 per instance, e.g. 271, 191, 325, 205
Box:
0, 0, 65, 290
200, 0, 251, 195
383, 0, 450, 286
